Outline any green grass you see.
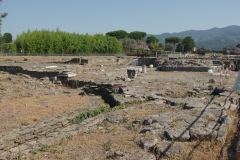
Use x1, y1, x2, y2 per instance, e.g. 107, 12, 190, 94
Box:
71, 100, 145, 124
39, 145, 49, 152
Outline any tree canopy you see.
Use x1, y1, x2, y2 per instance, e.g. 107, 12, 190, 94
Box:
164, 44, 175, 51
3, 32, 12, 43
146, 36, 159, 45
165, 36, 182, 46
120, 38, 138, 53
105, 30, 128, 40
0, 0, 8, 33
182, 36, 195, 52
129, 31, 146, 41
158, 42, 165, 51
14, 29, 122, 54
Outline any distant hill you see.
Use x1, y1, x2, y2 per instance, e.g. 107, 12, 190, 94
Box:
149, 25, 240, 50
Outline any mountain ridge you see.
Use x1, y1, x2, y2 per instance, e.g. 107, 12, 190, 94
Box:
149, 25, 240, 50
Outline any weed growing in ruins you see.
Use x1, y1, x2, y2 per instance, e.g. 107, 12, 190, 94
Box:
106, 127, 116, 133
172, 117, 183, 122
99, 119, 109, 127
193, 109, 201, 113
187, 91, 196, 97
71, 105, 111, 123
72, 100, 145, 124
126, 122, 135, 131
16, 154, 22, 160
103, 140, 112, 151
214, 101, 221, 107
84, 129, 93, 134
204, 117, 215, 126
146, 96, 155, 101
39, 145, 49, 152
29, 145, 50, 155
223, 141, 231, 147
132, 134, 138, 142
30, 149, 37, 155
180, 103, 187, 109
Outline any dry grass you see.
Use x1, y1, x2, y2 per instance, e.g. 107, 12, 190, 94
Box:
0, 93, 94, 133
0, 56, 239, 159
23, 94, 240, 159
26, 122, 141, 160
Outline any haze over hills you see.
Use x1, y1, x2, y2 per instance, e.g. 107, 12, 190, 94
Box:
150, 25, 240, 50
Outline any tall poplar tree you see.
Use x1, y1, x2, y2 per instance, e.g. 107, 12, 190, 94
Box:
0, 0, 8, 47
0, 0, 8, 33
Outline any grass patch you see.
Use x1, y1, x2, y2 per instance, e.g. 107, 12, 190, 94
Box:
71, 100, 144, 124
71, 105, 111, 123
103, 140, 112, 151
39, 145, 49, 152
29, 145, 49, 155
180, 103, 187, 109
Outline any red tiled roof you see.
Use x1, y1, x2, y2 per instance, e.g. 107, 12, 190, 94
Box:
137, 42, 150, 50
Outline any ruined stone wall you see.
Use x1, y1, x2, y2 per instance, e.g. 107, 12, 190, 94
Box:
0, 109, 105, 159
0, 66, 59, 78
158, 66, 210, 72
60, 79, 113, 89
137, 58, 157, 66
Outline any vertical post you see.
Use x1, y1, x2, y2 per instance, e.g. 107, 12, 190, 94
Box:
226, 65, 228, 79
142, 65, 147, 73
220, 70, 222, 86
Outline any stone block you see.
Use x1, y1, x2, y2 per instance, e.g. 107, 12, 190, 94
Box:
156, 141, 184, 157
217, 124, 227, 142
229, 104, 238, 111
140, 137, 158, 150
127, 69, 138, 79
164, 128, 190, 141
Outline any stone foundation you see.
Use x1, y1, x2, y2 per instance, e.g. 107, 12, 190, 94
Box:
158, 66, 210, 72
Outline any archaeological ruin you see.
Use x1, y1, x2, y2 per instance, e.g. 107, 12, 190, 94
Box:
0, 53, 240, 159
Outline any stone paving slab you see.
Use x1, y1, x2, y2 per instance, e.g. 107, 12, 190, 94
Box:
233, 72, 240, 90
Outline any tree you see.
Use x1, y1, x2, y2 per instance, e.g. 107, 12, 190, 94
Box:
158, 42, 165, 51
165, 37, 182, 46
106, 30, 128, 40
14, 29, 123, 54
0, 0, 8, 53
120, 38, 138, 53
176, 43, 184, 52
164, 44, 175, 51
236, 44, 240, 48
197, 47, 207, 54
129, 31, 146, 41
146, 36, 159, 45
182, 36, 195, 52
148, 42, 159, 50
0, 0, 8, 36
3, 32, 12, 43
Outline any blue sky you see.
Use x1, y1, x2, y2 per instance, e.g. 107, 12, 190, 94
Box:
1, 0, 240, 40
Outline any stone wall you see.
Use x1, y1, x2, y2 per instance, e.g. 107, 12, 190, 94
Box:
158, 66, 210, 72
0, 108, 105, 159
137, 58, 157, 66
0, 66, 59, 79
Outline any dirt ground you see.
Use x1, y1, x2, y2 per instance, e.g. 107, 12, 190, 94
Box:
0, 56, 239, 160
